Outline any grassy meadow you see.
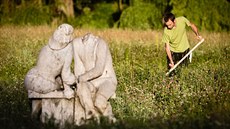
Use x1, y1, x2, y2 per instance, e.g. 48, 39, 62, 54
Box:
0, 25, 229, 129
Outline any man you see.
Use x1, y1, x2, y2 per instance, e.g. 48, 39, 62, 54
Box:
162, 13, 202, 75
72, 33, 117, 122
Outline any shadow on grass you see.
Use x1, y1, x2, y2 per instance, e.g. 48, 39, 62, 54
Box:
0, 81, 229, 129
0, 111, 229, 129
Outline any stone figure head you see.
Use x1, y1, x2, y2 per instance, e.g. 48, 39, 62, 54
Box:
49, 23, 74, 50
82, 33, 99, 45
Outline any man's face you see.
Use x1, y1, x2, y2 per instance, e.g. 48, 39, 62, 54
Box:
165, 19, 175, 29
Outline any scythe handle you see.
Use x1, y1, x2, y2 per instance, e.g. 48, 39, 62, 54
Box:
166, 38, 205, 76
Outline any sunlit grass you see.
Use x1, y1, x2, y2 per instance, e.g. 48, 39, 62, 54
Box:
0, 25, 229, 129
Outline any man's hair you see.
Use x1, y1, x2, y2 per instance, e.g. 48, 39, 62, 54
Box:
163, 13, 175, 23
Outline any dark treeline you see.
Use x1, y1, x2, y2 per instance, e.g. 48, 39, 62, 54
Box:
0, 0, 229, 31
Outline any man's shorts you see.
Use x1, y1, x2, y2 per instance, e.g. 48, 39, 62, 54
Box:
167, 48, 190, 70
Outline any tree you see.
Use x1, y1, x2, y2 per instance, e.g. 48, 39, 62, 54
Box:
119, 2, 162, 30
170, 0, 230, 31
55, 0, 75, 19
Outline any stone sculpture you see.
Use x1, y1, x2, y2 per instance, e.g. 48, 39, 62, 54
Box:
24, 26, 118, 127
24, 23, 76, 119
73, 33, 117, 122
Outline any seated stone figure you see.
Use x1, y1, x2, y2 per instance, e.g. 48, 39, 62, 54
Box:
73, 33, 117, 122
24, 23, 76, 118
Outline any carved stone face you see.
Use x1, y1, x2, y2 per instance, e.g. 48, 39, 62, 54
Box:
49, 23, 74, 50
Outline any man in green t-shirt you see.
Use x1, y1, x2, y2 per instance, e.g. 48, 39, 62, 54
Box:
162, 13, 202, 75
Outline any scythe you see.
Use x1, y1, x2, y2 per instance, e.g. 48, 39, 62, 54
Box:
166, 38, 205, 76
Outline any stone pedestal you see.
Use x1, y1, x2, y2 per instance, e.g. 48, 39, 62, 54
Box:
74, 97, 86, 125
41, 98, 74, 126
28, 90, 85, 127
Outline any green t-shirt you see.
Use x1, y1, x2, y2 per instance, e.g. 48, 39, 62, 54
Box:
162, 16, 191, 52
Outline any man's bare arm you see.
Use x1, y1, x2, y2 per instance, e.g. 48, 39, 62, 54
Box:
165, 43, 174, 68
190, 22, 202, 39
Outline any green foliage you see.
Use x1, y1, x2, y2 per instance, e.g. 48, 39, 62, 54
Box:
171, 0, 230, 31
11, 5, 52, 25
73, 3, 116, 28
119, 3, 162, 30
0, 3, 52, 25
0, 0, 230, 31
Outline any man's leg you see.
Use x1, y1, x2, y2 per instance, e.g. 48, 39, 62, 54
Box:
181, 49, 190, 66
171, 52, 183, 76
171, 49, 190, 77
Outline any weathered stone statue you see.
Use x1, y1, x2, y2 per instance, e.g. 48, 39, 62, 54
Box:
24, 25, 117, 127
73, 33, 117, 122
24, 23, 76, 121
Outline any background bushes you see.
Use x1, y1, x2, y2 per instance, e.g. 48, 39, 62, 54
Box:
0, 0, 229, 31
119, 3, 162, 30
73, 3, 115, 29
12, 5, 52, 25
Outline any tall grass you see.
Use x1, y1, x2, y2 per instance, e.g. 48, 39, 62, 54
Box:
0, 25, 229, 129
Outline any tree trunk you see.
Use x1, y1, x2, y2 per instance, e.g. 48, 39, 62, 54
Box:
2, 0, 15, 14
56, 0, 75, 19
118, 0, 123, 11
